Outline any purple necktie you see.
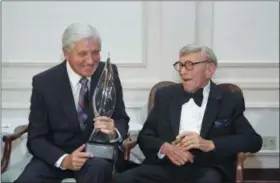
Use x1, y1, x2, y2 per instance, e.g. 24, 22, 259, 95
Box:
77, 77, 89, 130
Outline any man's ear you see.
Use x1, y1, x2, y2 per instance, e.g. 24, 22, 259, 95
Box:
206, 63, 216, 78
63, 49, 69, 60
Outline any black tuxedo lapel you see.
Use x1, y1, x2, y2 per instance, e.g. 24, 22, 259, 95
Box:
57, 61, 80, 130
200, 81, 223, 138
169, 84, 185, 137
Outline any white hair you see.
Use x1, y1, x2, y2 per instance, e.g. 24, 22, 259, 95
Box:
62, 22, 101, 52
179, 44, 218, 66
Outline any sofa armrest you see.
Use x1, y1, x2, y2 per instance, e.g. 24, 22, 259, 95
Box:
1, 125, 28, 173
122, 133, 138, 161
236, 152, 248, 182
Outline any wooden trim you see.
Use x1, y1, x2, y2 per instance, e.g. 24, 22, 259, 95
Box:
244, 181, 280, 183
244, 168, 280, 181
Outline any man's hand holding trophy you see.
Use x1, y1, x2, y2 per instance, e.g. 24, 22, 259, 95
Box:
94, 116, 117, 138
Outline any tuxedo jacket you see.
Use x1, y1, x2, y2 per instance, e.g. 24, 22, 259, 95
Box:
138, 81, 262, 181
26, 61, 130, 166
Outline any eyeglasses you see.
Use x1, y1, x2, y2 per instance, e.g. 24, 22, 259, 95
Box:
173, 60, 209, 71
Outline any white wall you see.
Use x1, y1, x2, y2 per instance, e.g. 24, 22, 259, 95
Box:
1, 1, 279, 168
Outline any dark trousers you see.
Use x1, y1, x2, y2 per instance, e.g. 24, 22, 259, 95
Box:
112, 163, 223, 183
14, 157, 113, 183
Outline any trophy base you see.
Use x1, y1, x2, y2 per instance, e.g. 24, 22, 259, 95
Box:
85, 141, 118, 160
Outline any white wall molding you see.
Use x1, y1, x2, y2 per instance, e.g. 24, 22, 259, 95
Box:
251, 149, 280, 156
2, 59, 278, 68
195, 1, 214, 47
1, 80, 159, 91
1, 102, 148, 124
218, 60, 279, 68
2, 79, 279, 91
245, 102, 279, 109
1, 102, 146, 110
1, 102, 147, 128
2, 101, 279, 110
213, 79, 279, 90
1, 60, 149, 68
135, 1, 148, 68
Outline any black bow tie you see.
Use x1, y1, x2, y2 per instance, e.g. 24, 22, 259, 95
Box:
183, 88, 204, 106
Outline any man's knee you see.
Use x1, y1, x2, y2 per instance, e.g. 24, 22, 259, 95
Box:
14, 167, 43, 183
14, 172, 36, 183
195, 168, 222, 183
14, 161, 42, 183
84, 157, 112, 172
75, 158, 113, 183
14, 158, 62, 183
113, 164, 158, 183
112, 169, 135, 183
81, 157, 113, 179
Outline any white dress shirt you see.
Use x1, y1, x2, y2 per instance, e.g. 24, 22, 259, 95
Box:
55, 61, 121, 169
158, 81, 211, 158
178, 81, 210, 134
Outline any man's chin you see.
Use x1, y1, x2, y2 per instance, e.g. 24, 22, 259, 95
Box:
182, 81, 197, 91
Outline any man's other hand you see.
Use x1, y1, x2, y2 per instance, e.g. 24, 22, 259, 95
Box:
160, 142, 194, 166
61, 144, 93, 171
175, 131, 215, 152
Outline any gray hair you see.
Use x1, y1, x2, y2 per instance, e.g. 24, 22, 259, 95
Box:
179, 44, 218, 66
62, 22, 101, 52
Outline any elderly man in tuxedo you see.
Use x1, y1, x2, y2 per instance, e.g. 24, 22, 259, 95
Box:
113, 44, 262, 183
14, 23, 130, 183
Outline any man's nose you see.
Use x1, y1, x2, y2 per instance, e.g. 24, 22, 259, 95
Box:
85, 54, 94, 64
180, 66, 188, 74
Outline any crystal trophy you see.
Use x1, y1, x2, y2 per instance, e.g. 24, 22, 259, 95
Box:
85, 53, 119, 160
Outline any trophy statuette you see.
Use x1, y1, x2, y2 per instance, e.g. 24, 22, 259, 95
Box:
85, 53, 119, 160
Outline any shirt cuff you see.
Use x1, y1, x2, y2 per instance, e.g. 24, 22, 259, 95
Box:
158, 145, 165, 159
55, 154, 68, 170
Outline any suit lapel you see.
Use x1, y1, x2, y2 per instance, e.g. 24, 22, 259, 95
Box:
57, 61, 80, 129
199, 81, 222, 138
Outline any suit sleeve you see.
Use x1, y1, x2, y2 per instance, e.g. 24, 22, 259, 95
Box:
27, 76, 66, 166
112, 64, 130, 140
212, 93, 263, 157
138, 89, 165, 158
